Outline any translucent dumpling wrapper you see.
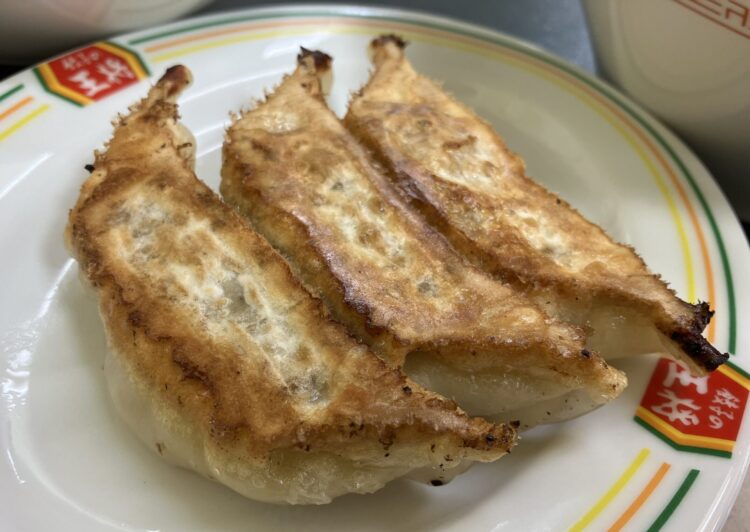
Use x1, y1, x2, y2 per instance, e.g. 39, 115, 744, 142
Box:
64, 65, 516, 505
221, 50, 627, 430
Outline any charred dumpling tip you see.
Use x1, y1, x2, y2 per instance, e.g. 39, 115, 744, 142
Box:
372, 34, 408, 49
297, 47, 333, 71
160, 64, 193, 96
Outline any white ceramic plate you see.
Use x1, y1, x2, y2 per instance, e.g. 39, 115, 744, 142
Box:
1, 6, 749, 531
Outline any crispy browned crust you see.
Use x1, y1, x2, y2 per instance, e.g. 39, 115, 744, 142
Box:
372, 34, 407, 49
344, 36, 727, 373
65, 65, 515, 468
297, 47, 332, 70
221, 51, 626, 403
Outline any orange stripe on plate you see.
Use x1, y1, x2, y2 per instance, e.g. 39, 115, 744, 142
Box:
145, 18, 313, 52
0, 96, 33, 122
569, 448, 651, 532
608, 462, 671, 532
0, 104, 50, 142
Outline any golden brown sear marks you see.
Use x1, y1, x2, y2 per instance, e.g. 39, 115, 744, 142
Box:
344, 36, 726, 374
65, 64, 516, 504
222, 51, 626, 418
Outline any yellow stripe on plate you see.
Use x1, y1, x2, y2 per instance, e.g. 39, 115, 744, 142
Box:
568, 448, 650, 532
717, 365, 750, 390
0, 104, 51, 141
608, 462, 671, 532
97, 42, 149, 79
636, 407, 734, 452
37, 64, 92, 106
151, 26, 353, 62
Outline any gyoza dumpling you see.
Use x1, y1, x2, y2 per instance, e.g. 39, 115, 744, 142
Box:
343, 36, 727, 376
221, 50, 627, 429
64, 65, 516, 505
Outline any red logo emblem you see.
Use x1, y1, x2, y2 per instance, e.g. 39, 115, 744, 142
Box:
636, 358, 750, 457
34, 42, 150, 106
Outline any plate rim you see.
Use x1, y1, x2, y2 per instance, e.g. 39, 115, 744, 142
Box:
1, 4, 748, 531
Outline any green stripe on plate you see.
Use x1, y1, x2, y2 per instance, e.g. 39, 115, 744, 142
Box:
103, 41, 152, 76
32, 68, 83, 107
577, 77, 738, 354
128, 11, 336, 44
726, 360, 750, 381
647, 469, 700, 532
0, 84, 23, 103
634, 417, 732, 459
